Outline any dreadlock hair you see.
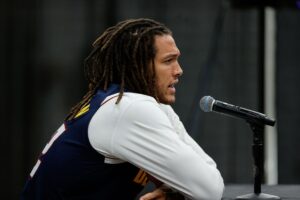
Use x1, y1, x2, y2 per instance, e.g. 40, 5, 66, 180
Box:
66, 18, 172, 121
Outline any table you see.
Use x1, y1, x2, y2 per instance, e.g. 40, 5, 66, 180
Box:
222, 184, 300, 200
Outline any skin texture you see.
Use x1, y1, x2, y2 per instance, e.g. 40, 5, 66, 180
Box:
139, 188, 166, 200
139, 35, 183, 200
154, 34, 183, 104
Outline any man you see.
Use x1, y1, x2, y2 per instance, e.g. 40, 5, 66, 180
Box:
21, 18, 224, 200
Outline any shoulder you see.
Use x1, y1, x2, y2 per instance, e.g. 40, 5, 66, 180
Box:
91, 92, 174, 135
88, 92, 172, 155
100, 92, 161, 114
115, 93, 168, 123
118, 92, 157, 105
90, 92, 170, 132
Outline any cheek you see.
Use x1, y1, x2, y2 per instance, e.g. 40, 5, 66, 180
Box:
155, 73, 163, 86
156, 76, 167, 91
155, 80, 163, 93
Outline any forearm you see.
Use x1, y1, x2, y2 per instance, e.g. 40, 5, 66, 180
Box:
114, 130, 224, 199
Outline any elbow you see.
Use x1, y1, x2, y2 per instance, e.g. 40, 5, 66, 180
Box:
190, 171, 224, 200
206, 177, 224, 200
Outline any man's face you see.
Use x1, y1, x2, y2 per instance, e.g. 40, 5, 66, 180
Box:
154, 34, 183, 104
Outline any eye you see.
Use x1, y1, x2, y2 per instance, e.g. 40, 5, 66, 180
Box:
164, 59, 172, 63
164, 57, 174, 64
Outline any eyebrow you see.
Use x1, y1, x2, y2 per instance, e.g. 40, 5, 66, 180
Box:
162, 51, 181, 59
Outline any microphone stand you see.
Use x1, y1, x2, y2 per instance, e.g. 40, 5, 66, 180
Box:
235, 122, 280, 200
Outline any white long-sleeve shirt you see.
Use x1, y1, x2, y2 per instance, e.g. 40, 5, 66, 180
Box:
88, 92, 224, 200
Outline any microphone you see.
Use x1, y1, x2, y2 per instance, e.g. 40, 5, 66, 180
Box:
199, 96, 275, 126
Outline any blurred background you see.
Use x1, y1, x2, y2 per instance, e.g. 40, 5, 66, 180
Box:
1, 0, 300, 199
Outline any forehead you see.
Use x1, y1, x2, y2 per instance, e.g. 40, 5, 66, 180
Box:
154, 35, 180, 58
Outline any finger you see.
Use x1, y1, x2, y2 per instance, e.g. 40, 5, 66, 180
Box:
139, 189, 165, 200
140, 192, 159, 200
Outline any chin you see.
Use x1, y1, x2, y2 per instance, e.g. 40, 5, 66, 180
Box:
160, 97, 175, 104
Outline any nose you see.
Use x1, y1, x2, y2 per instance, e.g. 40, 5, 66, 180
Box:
175, 63, 183, 77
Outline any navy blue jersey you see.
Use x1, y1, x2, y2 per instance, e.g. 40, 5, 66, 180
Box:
21, 84, 147, 199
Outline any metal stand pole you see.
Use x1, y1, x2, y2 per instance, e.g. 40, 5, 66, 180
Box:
235, 122, 280, 200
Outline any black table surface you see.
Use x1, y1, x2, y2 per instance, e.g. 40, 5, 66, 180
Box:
222, 184, 300, 200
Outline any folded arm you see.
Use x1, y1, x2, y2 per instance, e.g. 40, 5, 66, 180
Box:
89, 96, 224, 200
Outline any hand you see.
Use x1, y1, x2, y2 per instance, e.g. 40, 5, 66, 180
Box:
139, 188, 166, 200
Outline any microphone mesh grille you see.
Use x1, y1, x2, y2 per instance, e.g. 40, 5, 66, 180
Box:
199, 96, 214, 112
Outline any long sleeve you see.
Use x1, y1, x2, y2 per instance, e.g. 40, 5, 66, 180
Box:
88, 93, 224, 200
158, 104, 218, 166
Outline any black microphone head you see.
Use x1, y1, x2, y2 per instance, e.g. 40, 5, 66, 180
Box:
200, 96, 215, 112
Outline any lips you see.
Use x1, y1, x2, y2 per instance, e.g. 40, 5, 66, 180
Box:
168, 80, 178, 88
168, 81, 178, 94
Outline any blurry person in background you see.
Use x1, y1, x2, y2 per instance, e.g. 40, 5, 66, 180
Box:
21, 18, 224, 200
